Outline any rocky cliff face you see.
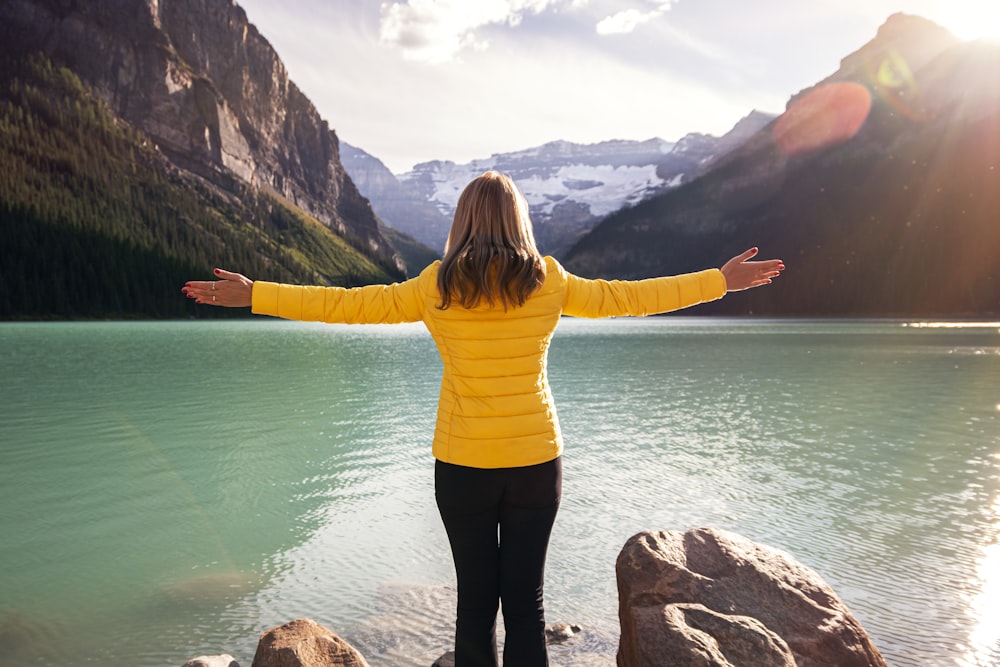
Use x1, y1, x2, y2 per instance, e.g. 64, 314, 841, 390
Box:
0, 0, 401, 273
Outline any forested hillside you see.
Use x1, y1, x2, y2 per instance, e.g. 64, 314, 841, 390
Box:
0, 54, 399, 319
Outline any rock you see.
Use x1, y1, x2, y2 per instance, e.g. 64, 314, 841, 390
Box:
545, 622, 583, 644
430, 650, 455, 667
182, 655, 241, 667
616, 528, 888, 667
250, 619, 370, 667
629, 604, 795, 667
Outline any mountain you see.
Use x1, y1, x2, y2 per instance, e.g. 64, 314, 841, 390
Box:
0, 0, 406, 318
339, 141, 450, 261
343, 112, 774, 258
563, 14, 1000, 317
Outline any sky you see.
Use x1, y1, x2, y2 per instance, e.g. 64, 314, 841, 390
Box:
234, 0, 1000, 174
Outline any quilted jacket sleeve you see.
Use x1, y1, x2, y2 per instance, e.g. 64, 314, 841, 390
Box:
251, 265, 435, 324
559, 262, 727, 318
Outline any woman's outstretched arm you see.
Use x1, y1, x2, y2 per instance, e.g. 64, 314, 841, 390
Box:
182, 268, 253, 307
559, 247, 784, 318
720, 248, 784, 291
182, 266, 430, 323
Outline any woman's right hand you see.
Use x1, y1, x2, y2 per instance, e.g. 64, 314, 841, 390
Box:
182, 268, 253, 307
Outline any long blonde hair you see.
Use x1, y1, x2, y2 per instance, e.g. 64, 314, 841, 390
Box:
437, 171, 545, 310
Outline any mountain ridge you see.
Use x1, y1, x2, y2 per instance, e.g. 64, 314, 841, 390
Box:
342, 110, 775, 258
561, 13, 1000, 317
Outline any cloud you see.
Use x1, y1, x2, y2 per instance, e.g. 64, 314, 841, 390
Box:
596, 1, 674, 35
379, 0, 571, 63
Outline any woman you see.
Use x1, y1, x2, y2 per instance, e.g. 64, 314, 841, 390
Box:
182, 171, 784, 666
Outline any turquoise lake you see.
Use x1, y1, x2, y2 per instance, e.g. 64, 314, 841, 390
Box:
0, 318, 998, 666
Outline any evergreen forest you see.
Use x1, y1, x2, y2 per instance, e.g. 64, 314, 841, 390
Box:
0, 53, 401, 320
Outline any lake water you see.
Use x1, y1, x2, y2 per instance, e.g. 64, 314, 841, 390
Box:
0, 318, 998, 667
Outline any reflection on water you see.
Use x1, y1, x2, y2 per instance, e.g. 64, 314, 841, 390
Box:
904, 321, 1000, 329
0, 319, 998, 666
962, 493, 1000, 667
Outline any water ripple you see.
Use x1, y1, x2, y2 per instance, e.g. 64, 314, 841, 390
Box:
1, 320, 998, 666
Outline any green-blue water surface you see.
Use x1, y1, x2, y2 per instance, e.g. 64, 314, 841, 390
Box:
1, 318, 998, 666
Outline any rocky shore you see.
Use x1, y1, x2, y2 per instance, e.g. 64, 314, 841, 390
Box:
182, 528, 887, 667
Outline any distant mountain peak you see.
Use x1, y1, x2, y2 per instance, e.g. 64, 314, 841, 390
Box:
344, 117, 772, 258
561, 14, 1000, 317
791, 11, 962, 110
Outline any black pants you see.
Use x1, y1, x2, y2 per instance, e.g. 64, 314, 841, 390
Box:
435, 457, 562, 667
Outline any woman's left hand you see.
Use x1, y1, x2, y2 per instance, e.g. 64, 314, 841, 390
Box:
720, 248, 785, 292
182, 268, 254, 307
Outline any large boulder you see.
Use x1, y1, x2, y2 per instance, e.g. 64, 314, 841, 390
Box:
616, 528, 887, 667
250, 619, 370, 667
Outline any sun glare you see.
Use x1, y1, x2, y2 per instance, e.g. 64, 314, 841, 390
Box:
960, 495, 1000, 666
932, 1, 1000, 42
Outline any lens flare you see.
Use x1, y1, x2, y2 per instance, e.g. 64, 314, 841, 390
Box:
772, 82, 872, 157
876, 51, 914, 89
868, 49, 932, 122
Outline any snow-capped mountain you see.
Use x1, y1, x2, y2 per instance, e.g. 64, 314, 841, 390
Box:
342, 110, 774, 259
399, 138, 678, 256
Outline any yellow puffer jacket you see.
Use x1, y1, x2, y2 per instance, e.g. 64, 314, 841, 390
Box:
251, 256, 726, 469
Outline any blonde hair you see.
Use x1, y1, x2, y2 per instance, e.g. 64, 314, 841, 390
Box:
437, 171, 545, 310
